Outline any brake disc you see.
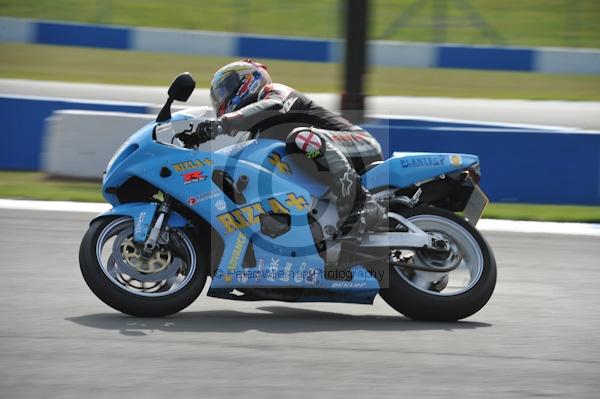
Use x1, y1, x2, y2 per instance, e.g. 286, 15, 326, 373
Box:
111, 228, 183, 282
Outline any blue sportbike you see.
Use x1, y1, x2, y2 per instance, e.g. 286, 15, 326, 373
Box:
79, 73, 496, 321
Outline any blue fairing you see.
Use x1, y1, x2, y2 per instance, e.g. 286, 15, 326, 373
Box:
214, 138, 331, 198
96, 111, 479, 304
362, 151, 479, 191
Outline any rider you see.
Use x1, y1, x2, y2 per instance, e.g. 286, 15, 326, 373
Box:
194, 59, 385, 235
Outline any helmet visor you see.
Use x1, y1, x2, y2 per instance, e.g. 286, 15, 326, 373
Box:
210, 72, 241, 116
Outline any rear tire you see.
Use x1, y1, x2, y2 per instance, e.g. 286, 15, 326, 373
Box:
379, 207, 496, 321
79, 217, 208, 317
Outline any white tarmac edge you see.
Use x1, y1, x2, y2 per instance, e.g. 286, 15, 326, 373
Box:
1, 198, 599, 237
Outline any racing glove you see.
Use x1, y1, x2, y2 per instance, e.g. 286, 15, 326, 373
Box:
195, 120, 224, 143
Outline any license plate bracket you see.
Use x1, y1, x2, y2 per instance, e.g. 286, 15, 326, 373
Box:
463, 183, 489, 226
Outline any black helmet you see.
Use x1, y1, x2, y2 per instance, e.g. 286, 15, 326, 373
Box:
210, 59, 272, 117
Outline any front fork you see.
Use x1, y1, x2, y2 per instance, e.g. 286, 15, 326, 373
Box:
142, 197, 171, 258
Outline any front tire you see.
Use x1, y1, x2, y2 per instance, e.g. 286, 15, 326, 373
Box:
379, 207, 496, 321
79, 216, 208, 317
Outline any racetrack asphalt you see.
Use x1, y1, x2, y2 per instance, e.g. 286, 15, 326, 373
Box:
0, 208, 599, 398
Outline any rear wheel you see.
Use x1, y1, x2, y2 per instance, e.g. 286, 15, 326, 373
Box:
379, 207, 496, 321
79, 216, 207, 317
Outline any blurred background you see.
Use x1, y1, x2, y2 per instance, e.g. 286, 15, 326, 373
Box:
1, 0, 599, 95
2, 0, 599, 46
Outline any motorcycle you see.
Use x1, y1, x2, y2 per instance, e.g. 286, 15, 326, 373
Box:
79, 73, 496, 321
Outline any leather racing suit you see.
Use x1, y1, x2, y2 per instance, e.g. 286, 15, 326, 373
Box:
212, 83, 384, 232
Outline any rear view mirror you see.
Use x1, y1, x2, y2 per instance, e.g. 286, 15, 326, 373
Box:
157, 72, 196, 122
168, 72, 196, 102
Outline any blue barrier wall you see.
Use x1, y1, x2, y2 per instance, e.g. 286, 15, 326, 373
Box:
35, 21, 130, 49
0, 96, 148, 170
1, 95, 598, 205
364, 119, 600, 205
437, 45, 534, 72
237, 36, 332, 62
1, 17, 599, 75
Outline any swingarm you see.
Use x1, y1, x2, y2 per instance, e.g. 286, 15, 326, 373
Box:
341, 212, 462, 273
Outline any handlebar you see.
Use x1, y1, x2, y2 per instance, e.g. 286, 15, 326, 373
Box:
173, 121, 234, 148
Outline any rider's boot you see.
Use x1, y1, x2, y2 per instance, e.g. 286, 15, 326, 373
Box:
362, 189, 387, 230
334, 169, 386, 236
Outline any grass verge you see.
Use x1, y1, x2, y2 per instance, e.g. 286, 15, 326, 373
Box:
2, 44, 600, 100
0, 172, 103, 202
1, 172, 599, 222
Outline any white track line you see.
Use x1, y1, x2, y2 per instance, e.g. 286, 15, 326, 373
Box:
0, 199, 110, 213
477, 219, 600, 237
1, 199, 599, 237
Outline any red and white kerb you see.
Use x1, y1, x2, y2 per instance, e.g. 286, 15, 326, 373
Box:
295, 130, 322, 153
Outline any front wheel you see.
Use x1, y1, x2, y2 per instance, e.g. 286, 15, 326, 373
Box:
379, 207, 496, 321
79, 216, 208, 317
